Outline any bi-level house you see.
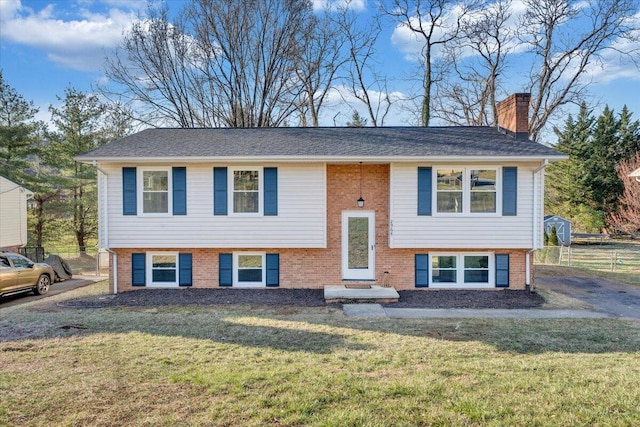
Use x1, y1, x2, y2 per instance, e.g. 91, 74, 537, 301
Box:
76, 93, 564, 293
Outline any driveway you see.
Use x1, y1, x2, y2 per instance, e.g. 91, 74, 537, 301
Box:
536, 275, 640, 318
0, 275, 106, 308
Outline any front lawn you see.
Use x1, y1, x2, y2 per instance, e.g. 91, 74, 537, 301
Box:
1, 282, 639, 426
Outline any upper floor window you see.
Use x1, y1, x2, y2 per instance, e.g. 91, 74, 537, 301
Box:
470, 169, 497, 213
142, 169, 170, 214
436, 169, 463, 213
435, 168, 498, 214
231, 168, 261, 214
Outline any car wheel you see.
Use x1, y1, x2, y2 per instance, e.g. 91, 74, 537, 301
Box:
34, 274, 51, 295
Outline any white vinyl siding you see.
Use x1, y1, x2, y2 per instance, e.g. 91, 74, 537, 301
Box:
101, 163, 326, 248
390, 163, 536, 249
0, 176, 30, 248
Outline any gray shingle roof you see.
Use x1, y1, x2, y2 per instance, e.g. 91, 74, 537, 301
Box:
76, 126, 564, 161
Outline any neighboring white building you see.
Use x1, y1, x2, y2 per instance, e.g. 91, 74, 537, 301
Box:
0, 176, 33, 251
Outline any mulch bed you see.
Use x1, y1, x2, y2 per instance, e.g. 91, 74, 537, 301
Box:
60, 288, 544, 309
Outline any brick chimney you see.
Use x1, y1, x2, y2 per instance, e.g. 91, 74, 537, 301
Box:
496, 93, 530, 140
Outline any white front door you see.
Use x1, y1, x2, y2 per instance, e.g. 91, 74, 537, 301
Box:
342, 211, 375, 280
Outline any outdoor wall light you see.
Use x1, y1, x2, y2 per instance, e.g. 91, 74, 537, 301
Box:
357, 197, 365, 208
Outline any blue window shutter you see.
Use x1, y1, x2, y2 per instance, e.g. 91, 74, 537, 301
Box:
415, 254, 430, 288
172, 167, 187, 215
264, 167, 278, 216
122, 167, 137, 215
179, 253, 192, 286
417, 167, 432, 216
213, 167, 228, 215
266, 253, 279, 287
219, 253, 232, 287
495, 254, 510, 288
502, 167, 517, 216
132, 253, 146, 286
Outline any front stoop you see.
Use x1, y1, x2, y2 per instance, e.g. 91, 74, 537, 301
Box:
324, 285, 399, 303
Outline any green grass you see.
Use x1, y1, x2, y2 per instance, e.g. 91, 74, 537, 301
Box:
1, 282, 640, 426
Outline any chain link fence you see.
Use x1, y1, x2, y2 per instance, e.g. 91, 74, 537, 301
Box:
20, 245, 109, 276
535, 243, 640, 274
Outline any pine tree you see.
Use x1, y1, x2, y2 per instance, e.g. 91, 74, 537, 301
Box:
346, 110, 367, 127
545, 103, 599, 230
0, 70, 40, 184
47, 87, 130, 253
549, 225, 560, 246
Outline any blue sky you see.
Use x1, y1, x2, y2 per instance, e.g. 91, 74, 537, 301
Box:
1, 0, 639, 142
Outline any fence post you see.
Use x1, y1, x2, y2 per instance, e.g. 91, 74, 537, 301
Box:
558, 245, 564, 265
610, 252, 615, 271
568, 246, 572, 267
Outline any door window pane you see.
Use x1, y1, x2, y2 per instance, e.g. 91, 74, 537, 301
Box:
348, 217, 369, 269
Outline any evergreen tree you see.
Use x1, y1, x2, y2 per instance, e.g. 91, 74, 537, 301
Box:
545, 103, 600, 230
549, 225, 560, 246
0, 70, 40, 184
48, 87, 130, 253
346, 110, 367, 127
546, 103, 640, 232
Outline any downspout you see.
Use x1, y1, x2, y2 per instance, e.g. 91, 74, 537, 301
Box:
93, 161, 118, 294
528, 159, 549, 292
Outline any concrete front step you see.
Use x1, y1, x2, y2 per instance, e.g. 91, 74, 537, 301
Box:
324, 285, 399, 303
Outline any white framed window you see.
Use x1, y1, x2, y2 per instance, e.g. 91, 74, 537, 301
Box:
470, 169, 497, 213
147, 252, 179, 287
229, 167, 262, 215
139, 167, 171, 214
434, 167, 499, 215
430, 253, 493, 288
233, 252, 265, 287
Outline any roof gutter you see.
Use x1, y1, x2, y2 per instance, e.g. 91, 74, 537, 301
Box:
75, 155, 568, 164
92, 160, 118, 295
529, 159, 550, 292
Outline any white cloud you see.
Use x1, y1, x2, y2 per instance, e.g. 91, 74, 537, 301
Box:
316, 85, 413, 126
390, 0, 529, 61
0, 0, 22, 19
581, 14, 640, 83
312, 0, 366, 12
0, 1, 139, 72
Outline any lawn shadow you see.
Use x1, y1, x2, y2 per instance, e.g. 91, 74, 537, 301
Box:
14, 286, 640, 356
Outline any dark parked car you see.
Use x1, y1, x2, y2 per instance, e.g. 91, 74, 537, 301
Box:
0, 252, 55, 298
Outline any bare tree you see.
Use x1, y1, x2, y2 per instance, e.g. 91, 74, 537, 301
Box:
334, 5, 392, 127
382, 0, 479, 126
435, 0, 512, 126
102, 5, 212, 128
189, 0, 313, 127
608, 153, 640, 235
295, 7, 348, 127
520, 0, 640, 141
102, 0, 319, 128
